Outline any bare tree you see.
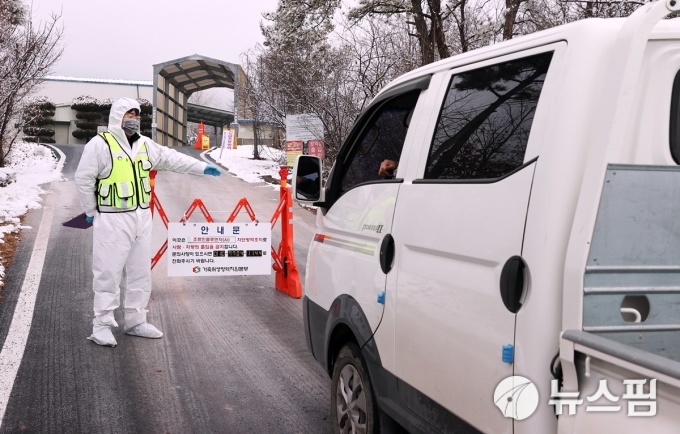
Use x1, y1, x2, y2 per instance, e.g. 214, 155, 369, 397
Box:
349, 0, 454, 65
240, 49, 282, 160
337, 15, 420, 105
242, 40, 360, 164
503, 0, 530, 39
446, 0, 498, 53
262, 0, 341, 51
241, 0, 649, 171
0, 1, 62, 167
516, 0, 646, 36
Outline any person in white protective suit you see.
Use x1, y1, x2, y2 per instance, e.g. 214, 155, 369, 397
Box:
75, 97, 222, 347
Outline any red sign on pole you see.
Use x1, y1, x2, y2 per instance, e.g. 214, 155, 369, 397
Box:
286, 140, 303, 167
194, 121, 205, 149
307, 140, 325, 159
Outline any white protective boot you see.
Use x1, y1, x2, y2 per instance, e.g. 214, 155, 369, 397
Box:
87, 313, 118, 347
125, 322, 163, 339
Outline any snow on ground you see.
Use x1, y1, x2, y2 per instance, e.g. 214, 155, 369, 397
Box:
208, 144, 287, 186
0, 142, 63, 287
0, 142, 289, 289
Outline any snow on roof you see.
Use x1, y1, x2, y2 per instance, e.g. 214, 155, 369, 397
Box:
45, 76, 153, 86
25, 95, 54, 105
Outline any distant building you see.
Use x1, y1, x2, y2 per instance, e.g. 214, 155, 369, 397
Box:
39, 76, 153, 145
37, 66, 282, 148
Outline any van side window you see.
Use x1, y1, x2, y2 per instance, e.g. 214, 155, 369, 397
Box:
424, 52, 553, 180
340, 91, 420, 192
670, 70, 680, 164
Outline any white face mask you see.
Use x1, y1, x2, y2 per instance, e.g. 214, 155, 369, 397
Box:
122, 118, 140, 135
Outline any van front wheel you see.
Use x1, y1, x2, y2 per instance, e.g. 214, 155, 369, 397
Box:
331, 343, 377, 434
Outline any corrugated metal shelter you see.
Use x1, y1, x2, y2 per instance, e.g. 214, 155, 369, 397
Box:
153, 55, 238, 147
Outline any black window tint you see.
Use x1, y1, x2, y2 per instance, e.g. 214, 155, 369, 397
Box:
425, 52, 553, 180
670, 70, 680, 164
340, 91, 419, 192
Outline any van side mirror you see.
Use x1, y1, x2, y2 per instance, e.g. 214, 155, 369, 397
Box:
292, 155, 324, 203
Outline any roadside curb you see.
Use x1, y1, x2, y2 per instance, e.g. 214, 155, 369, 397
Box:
200, 147, 228, 172
41, 143, 66, 174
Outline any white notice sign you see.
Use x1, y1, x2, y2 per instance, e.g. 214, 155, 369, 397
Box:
167, 222, 271, 276
285, 114, 324, 142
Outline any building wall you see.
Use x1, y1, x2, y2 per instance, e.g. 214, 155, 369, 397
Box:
35, 78, 153, 144
236, 122, 282, 147
53, 105, 76, 145
40, 79, 153, 106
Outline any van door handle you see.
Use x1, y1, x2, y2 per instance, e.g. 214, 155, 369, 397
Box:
379, 234, 395, 274
500, 256, 526, 313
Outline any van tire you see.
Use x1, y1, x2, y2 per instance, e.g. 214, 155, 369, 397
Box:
331, 342, 378, 434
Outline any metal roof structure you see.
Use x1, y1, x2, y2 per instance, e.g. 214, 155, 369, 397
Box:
187, 103, 234, 128
152, 54, 238, 146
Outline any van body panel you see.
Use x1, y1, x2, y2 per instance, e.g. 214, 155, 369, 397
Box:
391, 163, 537, 433
630, 42, 680, 165
569, 357, 680, 434
513, 33, 621, 434
304, 183, 400, 331
560, 330, 680, 434
304, 81, 431, 336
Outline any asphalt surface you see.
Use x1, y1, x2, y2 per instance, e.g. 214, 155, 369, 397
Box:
0, 144, 330, 433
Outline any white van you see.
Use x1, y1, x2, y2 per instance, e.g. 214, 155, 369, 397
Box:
292, 1, 680, 433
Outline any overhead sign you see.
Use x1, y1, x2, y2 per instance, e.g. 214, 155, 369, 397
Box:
285, 114, 324, 142
167, 222, 271, 276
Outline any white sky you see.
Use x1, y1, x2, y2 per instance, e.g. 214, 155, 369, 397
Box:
29, 0, 280, 81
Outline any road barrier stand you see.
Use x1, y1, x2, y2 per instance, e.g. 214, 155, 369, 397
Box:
149, 166, 303, 299
150, 197, 214, 270
271, 166, 302, 298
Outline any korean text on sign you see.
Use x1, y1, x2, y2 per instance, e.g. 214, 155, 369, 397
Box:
167, 222, 272, 276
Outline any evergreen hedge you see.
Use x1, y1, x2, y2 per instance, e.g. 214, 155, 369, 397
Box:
22, 97, 56, 144
72, 96, 102, 142
23, 127, 55, 137
24, 136, 56, 143
76, 112, 102, 121
72, 129, 97, 140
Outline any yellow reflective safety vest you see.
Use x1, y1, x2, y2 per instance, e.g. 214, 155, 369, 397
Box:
96, 132, 152, 212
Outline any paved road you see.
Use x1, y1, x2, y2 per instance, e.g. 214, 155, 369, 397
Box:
0, 144, 331, 433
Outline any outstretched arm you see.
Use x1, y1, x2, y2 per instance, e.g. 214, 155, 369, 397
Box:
147, 140, 208, 175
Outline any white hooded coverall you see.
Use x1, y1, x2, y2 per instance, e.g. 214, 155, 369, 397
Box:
75, 97, 207, 333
